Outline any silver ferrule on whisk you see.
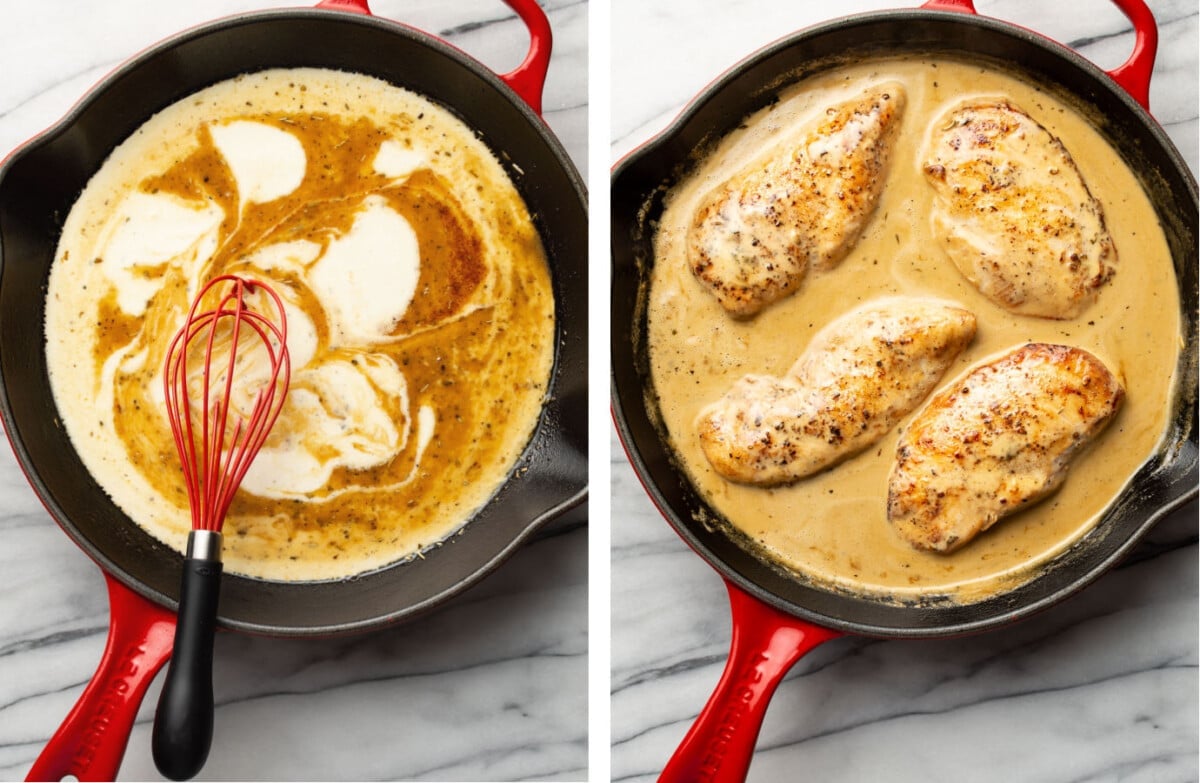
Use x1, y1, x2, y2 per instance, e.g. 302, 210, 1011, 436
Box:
186, 529, 224, 562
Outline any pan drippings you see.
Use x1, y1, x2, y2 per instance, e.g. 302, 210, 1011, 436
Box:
646, 57, 1181, 604
46, 69, 554, 581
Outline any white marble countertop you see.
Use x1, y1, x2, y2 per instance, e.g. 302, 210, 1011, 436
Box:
611, 1, 1197, 782
0, 1, 587, 781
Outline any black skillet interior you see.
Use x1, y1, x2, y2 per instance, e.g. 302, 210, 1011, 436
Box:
0, 9, 587, 635
611, 10, 1198, 638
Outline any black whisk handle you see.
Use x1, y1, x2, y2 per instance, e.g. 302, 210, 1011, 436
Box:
152, 550, 222, 781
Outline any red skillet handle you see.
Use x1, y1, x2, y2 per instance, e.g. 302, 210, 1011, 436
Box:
1105, 0, 1157, 111
27, 574, 175, 782
316, 0, 552, 116
496, 0, 553, 116
658, 581, 842, 783
920, 0, 1157, 111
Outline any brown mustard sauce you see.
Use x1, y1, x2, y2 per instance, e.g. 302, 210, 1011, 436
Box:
65, 72, 553, 579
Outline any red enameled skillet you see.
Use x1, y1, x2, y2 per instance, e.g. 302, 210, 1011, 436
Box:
610, 1, 1197, 780
0, 1, 587, 780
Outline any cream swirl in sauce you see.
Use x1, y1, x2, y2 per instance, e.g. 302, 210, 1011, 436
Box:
46, 69, 554, 581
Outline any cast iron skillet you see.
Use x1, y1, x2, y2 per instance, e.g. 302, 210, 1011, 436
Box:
0, 1, 586, 779
611, 0, 1197, 780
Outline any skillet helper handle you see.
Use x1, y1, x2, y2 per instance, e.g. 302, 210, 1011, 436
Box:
1105, 0, 1157, 111
26, 574, 175, 782
658, 581, 842, 783
151, 549, 222, 781
314, 0, 370, 13
315, 0, 552, 116
497, 0, 553, 116
920, 0, 1158, 111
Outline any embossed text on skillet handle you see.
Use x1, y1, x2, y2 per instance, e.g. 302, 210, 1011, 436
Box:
26, 574, 175, 782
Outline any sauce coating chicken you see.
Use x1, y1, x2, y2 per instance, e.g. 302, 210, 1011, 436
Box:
697, 297, 976, 485
888, 343, 1123, 553
923, 100, 1116, 319
687, 84, 905, 317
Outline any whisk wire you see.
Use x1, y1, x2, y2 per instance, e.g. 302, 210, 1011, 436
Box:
203, 287, 242, 532
163, 276, 290, 532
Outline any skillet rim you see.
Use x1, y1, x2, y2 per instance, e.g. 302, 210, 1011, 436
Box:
609, 7, 1199, 639
0, 6, 588, 636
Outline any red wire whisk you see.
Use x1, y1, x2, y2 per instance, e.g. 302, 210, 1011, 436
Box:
152, 274, 290, 781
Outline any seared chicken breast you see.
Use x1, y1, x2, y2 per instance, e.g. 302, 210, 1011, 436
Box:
888, 343, 1123, 553
923, 100, 1116, 319
688, 84, 905, 317
697, 297, 976, 485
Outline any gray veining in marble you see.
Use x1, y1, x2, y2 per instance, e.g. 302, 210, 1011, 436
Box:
610, 1, 1197, 781
0, 2, 587, 781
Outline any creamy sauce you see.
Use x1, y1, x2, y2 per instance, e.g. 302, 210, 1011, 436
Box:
46, 69, 554, 581
647, 58, 1181, 604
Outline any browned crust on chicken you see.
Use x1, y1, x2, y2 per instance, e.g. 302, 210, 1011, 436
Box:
922, 100, 1116, 319
687, 84, 905, 318
697, 297, 976, 485
887, 343, 1124, 553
